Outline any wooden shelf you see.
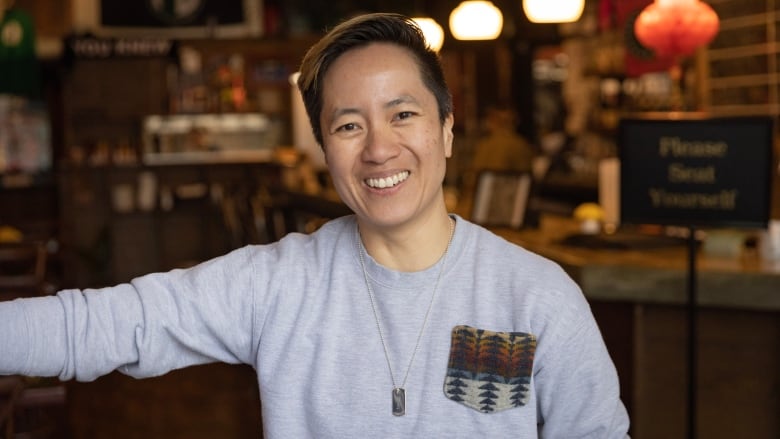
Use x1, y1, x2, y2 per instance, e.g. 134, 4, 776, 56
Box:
705, 0, 780, 116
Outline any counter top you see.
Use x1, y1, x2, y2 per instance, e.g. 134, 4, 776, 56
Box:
496, 216, 780, 311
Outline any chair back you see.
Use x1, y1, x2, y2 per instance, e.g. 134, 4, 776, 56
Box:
0, 377, 24, 439
0, 241, 48, 299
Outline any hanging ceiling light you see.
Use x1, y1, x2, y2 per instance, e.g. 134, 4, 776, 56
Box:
523, 0, 585, 23
412, 17, 445, 51
449, 1, 503, 40
633, 0, 719, 60
633, 0, 719, 110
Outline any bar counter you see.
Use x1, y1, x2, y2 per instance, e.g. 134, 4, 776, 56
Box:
498, 214, 780, 311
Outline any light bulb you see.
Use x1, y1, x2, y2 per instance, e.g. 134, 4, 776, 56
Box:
523, 0, 585, 24
449, 1, 503, 40
411, 17, 445, 51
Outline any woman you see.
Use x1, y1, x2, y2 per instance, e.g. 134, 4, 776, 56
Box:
0, 13, 629, 438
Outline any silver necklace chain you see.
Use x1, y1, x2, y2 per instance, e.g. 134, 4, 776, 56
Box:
356, 216, 455, 416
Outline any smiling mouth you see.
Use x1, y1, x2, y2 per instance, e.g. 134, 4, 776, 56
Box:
365, 171, 410, 189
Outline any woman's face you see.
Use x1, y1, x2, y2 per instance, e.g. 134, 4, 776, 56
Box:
320, 42, 454, 231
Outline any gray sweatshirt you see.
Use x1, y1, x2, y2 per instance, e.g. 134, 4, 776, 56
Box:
0, 215, 630, 438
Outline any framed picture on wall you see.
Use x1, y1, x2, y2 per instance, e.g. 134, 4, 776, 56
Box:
89, 0, 262, 38
471, 170, 533, 229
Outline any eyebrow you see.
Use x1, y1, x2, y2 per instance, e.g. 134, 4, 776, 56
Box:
329, 95, 421, 120
330, 107, 361, 121
385, 95, 419, 109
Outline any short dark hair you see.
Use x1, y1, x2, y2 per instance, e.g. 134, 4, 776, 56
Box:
297, 13, 453, 147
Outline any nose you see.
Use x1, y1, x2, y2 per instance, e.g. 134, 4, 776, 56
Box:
361, 124, 401, 164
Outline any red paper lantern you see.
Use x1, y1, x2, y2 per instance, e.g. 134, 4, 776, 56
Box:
634, 0, 719, 59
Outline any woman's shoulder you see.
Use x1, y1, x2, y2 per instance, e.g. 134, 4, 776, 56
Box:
247, 215, 356, 258
456, 217, 578, 290
458, 218, 550, 260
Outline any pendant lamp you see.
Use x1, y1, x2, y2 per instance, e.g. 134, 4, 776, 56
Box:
633, 0, 719, 60
412, 17, 445, 51
523, 0, 585, 23
449, 1, 503, 40
633, 0, 719, 110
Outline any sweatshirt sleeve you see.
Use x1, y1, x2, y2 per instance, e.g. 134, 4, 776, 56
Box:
0, 245, 259, 382
532, 278, 631, 438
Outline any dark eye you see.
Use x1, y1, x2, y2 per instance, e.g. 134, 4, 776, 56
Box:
336, 122, 358, 132
396, 111, 415, 121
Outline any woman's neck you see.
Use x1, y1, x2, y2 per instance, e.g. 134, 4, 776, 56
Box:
358, 211, 454, 272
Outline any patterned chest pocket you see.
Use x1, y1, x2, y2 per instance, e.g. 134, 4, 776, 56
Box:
443, 325, 537, 413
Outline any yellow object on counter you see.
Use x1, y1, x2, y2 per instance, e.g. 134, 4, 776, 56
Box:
573, 202, 605, 221
573, 203, 605, 235
0, 226, 23, 243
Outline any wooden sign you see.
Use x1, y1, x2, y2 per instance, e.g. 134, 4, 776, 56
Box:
618, 115, 774, 228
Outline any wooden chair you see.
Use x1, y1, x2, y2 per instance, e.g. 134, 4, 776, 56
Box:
0, 377, 24, 439
0, 241, 49, 301
471, 170, 536, 229
12, 381, 67, 439
264, 189, 353, 241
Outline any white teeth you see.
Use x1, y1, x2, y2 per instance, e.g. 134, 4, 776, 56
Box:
366, 171, 409, 189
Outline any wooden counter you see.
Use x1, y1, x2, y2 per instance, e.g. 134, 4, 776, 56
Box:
497, 215, 780, 311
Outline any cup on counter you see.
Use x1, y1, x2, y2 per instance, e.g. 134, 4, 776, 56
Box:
136, 171, 157, 212
759, 220, 780, 261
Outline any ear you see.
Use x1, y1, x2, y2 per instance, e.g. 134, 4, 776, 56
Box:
442, 114, 454, 158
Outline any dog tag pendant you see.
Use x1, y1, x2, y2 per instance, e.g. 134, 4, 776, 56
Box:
392, 388, 406, 416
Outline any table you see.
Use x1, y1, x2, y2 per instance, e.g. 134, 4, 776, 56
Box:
497, 215, 780, 311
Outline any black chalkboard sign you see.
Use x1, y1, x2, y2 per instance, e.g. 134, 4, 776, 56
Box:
91, 0, 259, 39
619, 115, 774, 229
100, 0, 245, 27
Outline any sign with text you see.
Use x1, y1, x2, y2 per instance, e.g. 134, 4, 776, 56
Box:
65, 36, 175, 59
619, 116, 774, 228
